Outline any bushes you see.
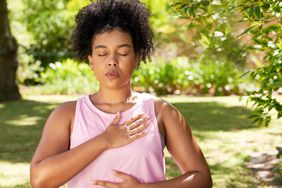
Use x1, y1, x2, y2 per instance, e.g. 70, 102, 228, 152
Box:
27, 57, 249, 96
30, 59, 99, 95
132, 56, 246, 96
196, 57, 242, 96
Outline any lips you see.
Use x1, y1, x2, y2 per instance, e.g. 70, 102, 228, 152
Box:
105, 71, 120, 79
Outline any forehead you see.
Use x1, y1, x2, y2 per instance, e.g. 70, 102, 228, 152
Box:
92, 29, 133, 47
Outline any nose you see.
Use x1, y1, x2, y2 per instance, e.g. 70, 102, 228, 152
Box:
108, 55, 118, 67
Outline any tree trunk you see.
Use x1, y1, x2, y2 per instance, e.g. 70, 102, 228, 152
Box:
0, 0, 21, 101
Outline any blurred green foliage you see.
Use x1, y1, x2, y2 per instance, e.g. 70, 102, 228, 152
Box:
8, 0, 248, 85
142, 0, 179, 45
170, 0, 248, 65
36, 59, 99, 95
9, 0, 281, 122
171, 0, 282, 125
8, 0, 90, 84
20, 0, 89, 67
30, 58, 247, 96
240, 0, 282, 126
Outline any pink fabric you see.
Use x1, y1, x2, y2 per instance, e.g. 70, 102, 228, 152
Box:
67, 92, 166, 188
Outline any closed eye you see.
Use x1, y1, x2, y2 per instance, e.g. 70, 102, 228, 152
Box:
98, 54, 107, 56
118, 53, 128, 56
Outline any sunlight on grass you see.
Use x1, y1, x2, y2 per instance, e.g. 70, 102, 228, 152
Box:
5, 116, 41, 127
0, 162, 29, 187
24, 95, 80, 103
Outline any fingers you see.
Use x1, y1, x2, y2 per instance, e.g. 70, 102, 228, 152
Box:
123, 114, 145, 127
112, 170, 131, 180
128, 116, 150, 130
93, 180, 120, 187
128, 130, 149, 142
93, 170, 135, 187
129, 120, 150, 136
111, 112, 121, 125
117, 114, 150, 140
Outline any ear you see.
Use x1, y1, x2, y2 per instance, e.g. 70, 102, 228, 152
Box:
88, 55, 93, 67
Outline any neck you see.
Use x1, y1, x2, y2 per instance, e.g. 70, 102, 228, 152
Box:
93, 86, 134, 105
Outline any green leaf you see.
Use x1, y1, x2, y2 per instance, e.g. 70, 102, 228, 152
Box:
253, 6, 263, 20
278, 111, 282, 119
237, 24, 258, 38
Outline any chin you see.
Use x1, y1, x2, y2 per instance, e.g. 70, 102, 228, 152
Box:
106, 81, 131, 89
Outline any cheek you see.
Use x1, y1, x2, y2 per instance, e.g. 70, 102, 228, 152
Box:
120, 63, 135, 75
122, 58, 137, 70
91, 70, 99, 79
91, 65, 103, 78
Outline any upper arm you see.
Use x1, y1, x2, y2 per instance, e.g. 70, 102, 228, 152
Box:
31, 101, 76, 166
155, 99, 210, 175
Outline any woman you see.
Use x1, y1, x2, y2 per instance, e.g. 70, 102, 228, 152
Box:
30, 0, 212, 187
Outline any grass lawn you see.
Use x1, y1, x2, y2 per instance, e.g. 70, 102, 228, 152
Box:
0, 95, 281, 188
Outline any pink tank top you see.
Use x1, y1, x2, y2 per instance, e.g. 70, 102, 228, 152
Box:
67, 92, 166, 188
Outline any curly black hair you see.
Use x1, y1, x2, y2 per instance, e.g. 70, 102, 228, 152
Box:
72, 0, 154, 62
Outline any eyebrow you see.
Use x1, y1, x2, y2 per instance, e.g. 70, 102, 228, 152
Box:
94, 44, 132, 49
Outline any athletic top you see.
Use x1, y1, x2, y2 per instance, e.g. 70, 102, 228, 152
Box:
67, 92, 166, 188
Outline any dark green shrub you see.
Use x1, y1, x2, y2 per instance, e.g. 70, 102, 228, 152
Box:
35, 59, 99, 95
132, 57, 246, 96
28, 57, 248, 96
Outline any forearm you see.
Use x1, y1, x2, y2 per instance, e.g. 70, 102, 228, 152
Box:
142, 171, 212, 188
30, 134, 108, 188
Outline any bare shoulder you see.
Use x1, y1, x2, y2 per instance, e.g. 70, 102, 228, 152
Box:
54, 101, 76, 115
154, 97, 182, 123
49, 101, 77, 123
42, 100, 77, 137
154, 96, 192, 147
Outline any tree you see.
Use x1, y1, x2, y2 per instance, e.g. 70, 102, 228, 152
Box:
23, 0, 75, 68
171, 0, 282, 126
0, 0, 21, 101
238, 0, 282, 126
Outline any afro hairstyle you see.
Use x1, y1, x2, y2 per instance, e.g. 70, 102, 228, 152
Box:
72, 0, 154, 62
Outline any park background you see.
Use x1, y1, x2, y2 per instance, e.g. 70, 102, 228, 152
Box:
0, 0, 281, 187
